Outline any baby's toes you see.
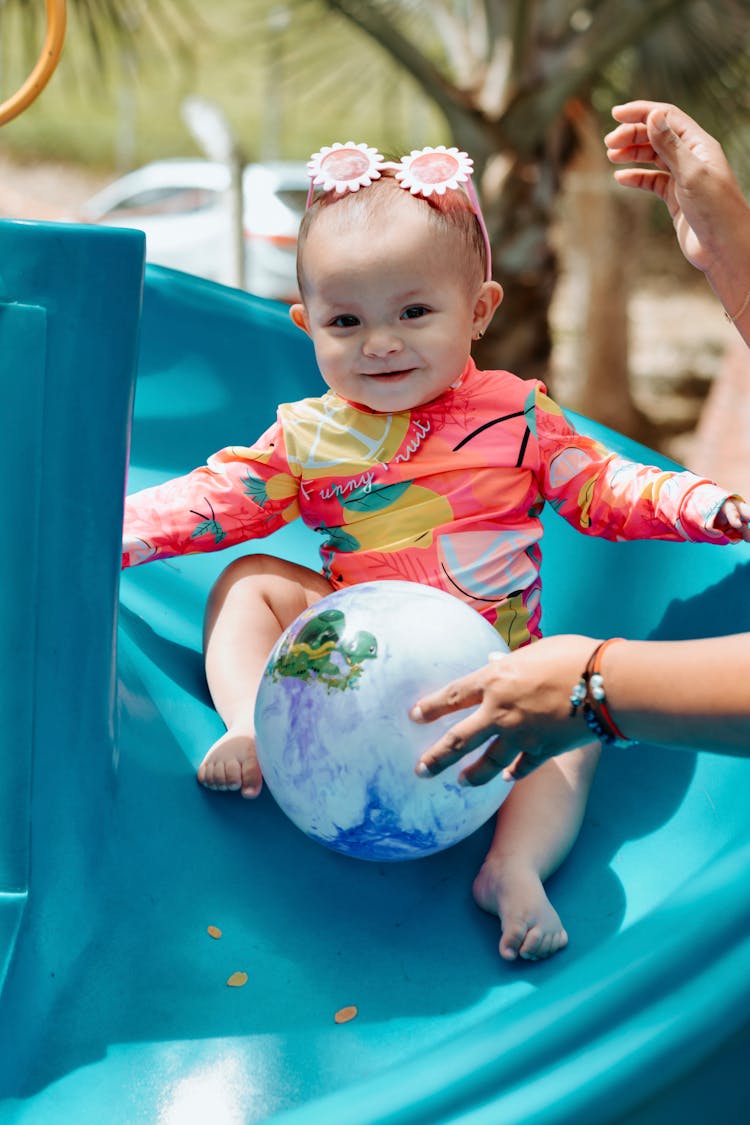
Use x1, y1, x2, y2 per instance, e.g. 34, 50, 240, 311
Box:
198, 756, 241, 792
498, 915, 532, 961
240, 757, 263, 799
220, 758, 244, 791
519, 924, 568, 962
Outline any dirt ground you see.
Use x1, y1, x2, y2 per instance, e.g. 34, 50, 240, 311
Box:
2, 151, 747, 494
0, 152, 110, 220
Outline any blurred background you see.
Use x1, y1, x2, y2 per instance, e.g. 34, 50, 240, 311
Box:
2, 0, 749, 490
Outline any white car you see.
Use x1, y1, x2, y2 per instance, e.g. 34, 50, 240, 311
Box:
242, 162, 309, 301
79, 158, 309, 301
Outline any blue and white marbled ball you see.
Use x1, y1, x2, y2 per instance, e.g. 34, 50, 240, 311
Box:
255, 580, 513, 861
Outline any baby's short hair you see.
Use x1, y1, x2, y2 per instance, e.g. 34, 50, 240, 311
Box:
296, 171, 488, 294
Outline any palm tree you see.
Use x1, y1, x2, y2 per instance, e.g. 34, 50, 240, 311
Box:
7, 0, 749, 437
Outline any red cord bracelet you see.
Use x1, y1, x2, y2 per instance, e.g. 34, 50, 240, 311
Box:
569, 638, 634, 747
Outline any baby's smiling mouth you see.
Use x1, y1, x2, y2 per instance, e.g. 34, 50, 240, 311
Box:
364, 368, 415, 380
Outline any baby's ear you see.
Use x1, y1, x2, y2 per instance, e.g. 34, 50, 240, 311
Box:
474, 280, 503, 333
290, 303, 311, 335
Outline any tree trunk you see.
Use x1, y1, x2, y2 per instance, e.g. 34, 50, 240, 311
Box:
473, 130, 569, 386
559, 101, 652, 441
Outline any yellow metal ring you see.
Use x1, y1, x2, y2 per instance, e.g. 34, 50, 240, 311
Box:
0, 0, 67, 126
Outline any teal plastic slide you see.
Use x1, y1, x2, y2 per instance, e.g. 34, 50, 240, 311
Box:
1, 220, 749, 1124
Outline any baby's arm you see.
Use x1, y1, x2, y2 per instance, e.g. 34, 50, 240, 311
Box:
123, 423, 298, 567
533, 388, 745, 545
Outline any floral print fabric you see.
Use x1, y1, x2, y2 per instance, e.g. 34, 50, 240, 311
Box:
123, 360, 736, 649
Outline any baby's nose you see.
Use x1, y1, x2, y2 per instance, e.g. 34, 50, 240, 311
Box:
362, 328, 403, 357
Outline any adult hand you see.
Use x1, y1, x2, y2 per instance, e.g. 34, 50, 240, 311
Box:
411, 634, 598, 784
604, 100, 748, 276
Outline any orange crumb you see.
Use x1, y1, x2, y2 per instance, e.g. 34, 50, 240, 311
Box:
227, 971, 248, 988
207, 925, 222, 939
334, 1005, 358, 1024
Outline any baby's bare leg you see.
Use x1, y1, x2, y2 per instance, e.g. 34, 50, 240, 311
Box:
200, 553, 332, 798
473, 741, 601, 961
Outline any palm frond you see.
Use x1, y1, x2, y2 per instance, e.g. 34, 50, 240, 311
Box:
0, 0, 202, 68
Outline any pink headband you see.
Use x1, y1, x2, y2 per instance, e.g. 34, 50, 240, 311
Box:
306, 143, 492, 282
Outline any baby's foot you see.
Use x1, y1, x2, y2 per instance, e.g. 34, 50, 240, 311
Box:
197, 726, 262, 799
473, 860, 568, 962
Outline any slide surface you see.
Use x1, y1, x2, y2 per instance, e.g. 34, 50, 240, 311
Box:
1, 223, 750, 1124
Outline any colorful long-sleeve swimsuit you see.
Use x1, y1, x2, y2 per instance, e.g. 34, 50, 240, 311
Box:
123, 359, 738, 650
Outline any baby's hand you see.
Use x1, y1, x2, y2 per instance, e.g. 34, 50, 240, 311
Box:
715, 498, 750, 542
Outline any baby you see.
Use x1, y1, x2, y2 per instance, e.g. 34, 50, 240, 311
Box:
123, 142, 748, 961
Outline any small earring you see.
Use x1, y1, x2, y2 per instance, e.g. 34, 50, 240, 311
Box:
474, 329, 484, 340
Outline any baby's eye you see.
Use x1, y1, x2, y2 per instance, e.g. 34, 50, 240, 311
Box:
401, 305, 430, 320
329, 314, 360, 328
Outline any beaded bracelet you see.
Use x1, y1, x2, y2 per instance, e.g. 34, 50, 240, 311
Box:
569, 638, 635, 748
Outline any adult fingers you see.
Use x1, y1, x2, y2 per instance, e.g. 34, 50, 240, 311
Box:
410, 671, 485, 724
606, 140, 659, 166
456, 737, 514, 787
500, 751, 542, 782
458, 741, 552, 786
645, 107, 688, 165
415, 707, 499, 777
610, 99, 664, 124
645, 105, 721, 172
604, 121, 652, 153
612, 168, 670, 200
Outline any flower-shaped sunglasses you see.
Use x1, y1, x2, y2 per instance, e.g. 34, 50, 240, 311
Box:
306, 142, 492, 282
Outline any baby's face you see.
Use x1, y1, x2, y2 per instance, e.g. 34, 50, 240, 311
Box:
291, 196, 494, 413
